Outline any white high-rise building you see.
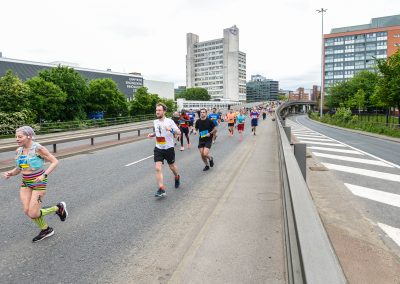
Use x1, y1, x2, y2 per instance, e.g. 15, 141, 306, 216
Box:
186, 25, 246, 102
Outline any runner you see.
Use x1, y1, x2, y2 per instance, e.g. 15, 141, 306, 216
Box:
226, 109, 237, 137
178, 110, 191, 151
236, 109, 246, 141
2, 126, 68, 243
262, 108, 267, 120
194, 109, 217, 171
187, 109, 196, 134
250, 107, 260, 136
207, 107, 221, 143
147, 103, 181, 197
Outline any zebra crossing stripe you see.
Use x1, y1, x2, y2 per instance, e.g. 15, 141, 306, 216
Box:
296, 137, 333, 142
322, 163, 400, 182
344, 183, 400, 207
314, 152, 393, 167
308, 146, 363, 155
378, 223, 400, 247
299, 141, 346, 147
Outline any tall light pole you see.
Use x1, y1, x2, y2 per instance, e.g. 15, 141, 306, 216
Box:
317, 8, 327, 118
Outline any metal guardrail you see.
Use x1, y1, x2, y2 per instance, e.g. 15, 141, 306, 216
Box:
276, 102, 347, 284
0, 121, 154, 153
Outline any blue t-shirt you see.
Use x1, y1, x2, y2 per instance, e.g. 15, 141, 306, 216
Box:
187, 112, 196, 122
208, 113, 220, 125
236, 114, 246, 124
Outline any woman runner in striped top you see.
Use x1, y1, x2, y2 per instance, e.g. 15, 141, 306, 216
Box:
2, 126, 68, 243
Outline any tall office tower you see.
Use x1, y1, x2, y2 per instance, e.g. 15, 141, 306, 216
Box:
246, 74, 279, 102
186, 25, 247, 101
324, 15, 400, 90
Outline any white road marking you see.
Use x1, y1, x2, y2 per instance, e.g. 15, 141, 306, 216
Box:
125, 155, 154, 167
378, 223, 400, 247
314, 152, 393, 167
308, 146, 364, 155
322, 163, 400, 182
293, 133, 324, 138
294, 117, 400, 169
299, 141, 346, 147
345, 183, 400, 208
296, 137, 333, 142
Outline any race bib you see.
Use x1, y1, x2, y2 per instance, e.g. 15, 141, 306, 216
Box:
18, 155, 29, 169
199, 130, 209, 138
156, 137, 166, 145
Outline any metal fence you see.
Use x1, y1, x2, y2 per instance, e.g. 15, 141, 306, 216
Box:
0, 114, 156, 136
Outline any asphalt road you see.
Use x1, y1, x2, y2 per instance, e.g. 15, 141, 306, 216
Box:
295, 115, 400, 166
0, 118, 270, 283
288, 115, 400, 256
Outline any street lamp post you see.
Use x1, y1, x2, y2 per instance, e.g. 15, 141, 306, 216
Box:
317, 8, 327, 118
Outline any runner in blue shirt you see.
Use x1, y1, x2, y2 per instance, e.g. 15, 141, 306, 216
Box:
207, 108, 221, 144
236, 109, 246, 141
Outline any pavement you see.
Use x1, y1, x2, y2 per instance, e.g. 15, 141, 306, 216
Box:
168, 118, 286, 283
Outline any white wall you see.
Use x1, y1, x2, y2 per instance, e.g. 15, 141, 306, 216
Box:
143, 79, 174, 100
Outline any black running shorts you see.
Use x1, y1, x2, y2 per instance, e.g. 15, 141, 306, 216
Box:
154, 147, 175, 165
198, 139, 212, 149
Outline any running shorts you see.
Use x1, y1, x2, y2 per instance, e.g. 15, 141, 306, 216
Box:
228, 123, 234, 127
21, 170, 47, 191
154, 147, 175, 165
251, 119, 258, 127
198, 139, 212, 149
237, 123, 244, 131
189, 121, 194, 127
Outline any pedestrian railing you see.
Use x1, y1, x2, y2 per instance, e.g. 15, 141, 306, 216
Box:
276, 102, 347, 284
0, 121, 154, 154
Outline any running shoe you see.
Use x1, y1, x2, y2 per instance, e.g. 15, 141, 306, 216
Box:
180, 146, 184, 151
209, 157, 214, 167
203, 165, 210, 171
32, 227, 54, 243
175, 175, 180, 188
56, 201, 68, 222
155, 188, 166, 197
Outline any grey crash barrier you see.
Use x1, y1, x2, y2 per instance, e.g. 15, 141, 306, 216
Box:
275, 102, 347, 284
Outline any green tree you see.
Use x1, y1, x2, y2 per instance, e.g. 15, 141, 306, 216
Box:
38, 66, 88, 121
350, 89, 366, 115
177, 87, 210, 101
0, 70, 30, 113
326, 71, 378, 109
25, 77, 67, 121
87, 78, 128, 117
129, 87, 159, 115
375, 49, 400, 115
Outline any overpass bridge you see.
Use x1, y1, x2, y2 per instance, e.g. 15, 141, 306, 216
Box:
1, 104, 399, 283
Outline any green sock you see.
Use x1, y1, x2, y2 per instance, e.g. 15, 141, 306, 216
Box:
40, 206, 58, 216
32, 216, 48, 230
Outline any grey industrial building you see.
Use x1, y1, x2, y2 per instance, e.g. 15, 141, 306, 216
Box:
0, 56, 143, 100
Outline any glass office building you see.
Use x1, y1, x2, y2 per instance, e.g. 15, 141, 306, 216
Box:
324, 15, 400, 90
246, 75, 279, 102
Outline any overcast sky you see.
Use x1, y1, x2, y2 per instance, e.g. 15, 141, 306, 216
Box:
1, 0, 398, 90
